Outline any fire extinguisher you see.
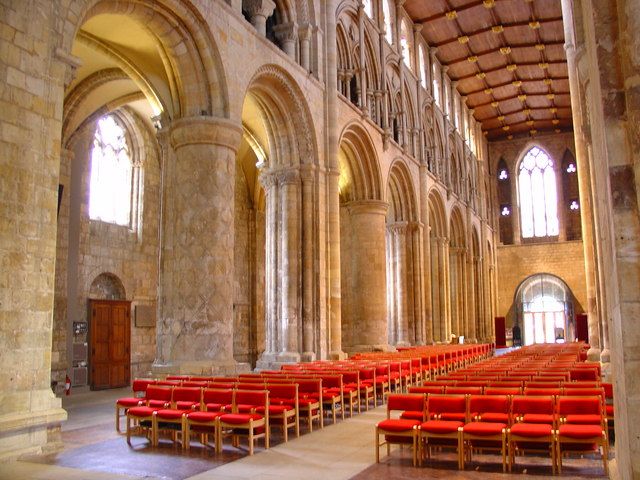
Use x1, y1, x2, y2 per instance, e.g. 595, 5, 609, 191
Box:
65, 374, 71, 396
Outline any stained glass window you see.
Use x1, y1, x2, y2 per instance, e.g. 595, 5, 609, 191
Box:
89, 115, 133, 226
400, 21, 411, 67
518, 146, 559, 238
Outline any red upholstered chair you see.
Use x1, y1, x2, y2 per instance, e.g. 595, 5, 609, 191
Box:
556, 396, 608, 475
524, 387, 562, 397
152, 387, 202, 448
259, 383, 298, 442
375, 394, 425, 466
419, 394, 467, 468
374, 365, 391, 404
115, 379, 155, 433
320, 374, 344, 424
526, 381, 561, 389
218, 390, 270, 455
357, 367, 376, 411
337, 370, 361, 416
508, 395, 556, 473
184, 388, 234, 452
126, 385, 172, 445
601, 382, 614, 431
461, 395, 510, 472
295, 378, 323, 431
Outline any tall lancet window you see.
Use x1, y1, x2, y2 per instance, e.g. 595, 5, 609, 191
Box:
362, 0, 373, 17
89, 115, 133, 226
383, 0, 393, 44
518, 146, 559, 238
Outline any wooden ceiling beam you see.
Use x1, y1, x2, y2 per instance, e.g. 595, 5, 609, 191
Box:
462, 76, 569, 96
453, 61, 566, 81
445, 41, 565, 68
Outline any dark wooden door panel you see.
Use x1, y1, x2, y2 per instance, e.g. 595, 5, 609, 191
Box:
89, 300, 131, 390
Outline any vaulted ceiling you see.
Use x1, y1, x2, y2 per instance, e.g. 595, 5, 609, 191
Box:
404, 0, 571, 141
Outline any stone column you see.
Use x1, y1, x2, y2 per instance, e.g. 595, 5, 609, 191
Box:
420, 168, 434, 344
325, 0, 345, 360
391, 222, 410, 346
299, 24, 312, 72
155, 116, 242, 376
257, 172, 278, 367
245, 0, 276, 37
440, 238, 452, 341
347, 200, 390, 350
300, 168, 315, 361
274, 22, 298, 60
357, 3, 368, 114
277, 169, 301, 363
412, 223, 426, 344
560, 1, 601, 361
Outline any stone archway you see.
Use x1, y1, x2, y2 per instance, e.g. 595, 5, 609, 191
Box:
338, 122, 387, 353
385, 160, 423, 346
427, 189, 448, 342
449, 207, 467, 340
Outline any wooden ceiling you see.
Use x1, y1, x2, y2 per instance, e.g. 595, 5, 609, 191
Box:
404, 0, 571, 141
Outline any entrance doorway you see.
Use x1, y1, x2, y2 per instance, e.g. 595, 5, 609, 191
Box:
89, 300, 131, 390
515, 274, 574, 346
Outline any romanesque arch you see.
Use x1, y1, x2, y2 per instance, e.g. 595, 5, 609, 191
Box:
427, 188, 448, 342
449, 206, 467, 339
338, 123, 387, 352
386, 160, 424, 346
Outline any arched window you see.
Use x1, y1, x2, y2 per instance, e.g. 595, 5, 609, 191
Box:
400, 20, 411, 68
517, 146, 559, 238
362, 0, 373, 17
562, 149, 582, 240
89, 115, 134, 227
432, 63, 441, 106
418, 44, 427, 88
383, 0, 393, 44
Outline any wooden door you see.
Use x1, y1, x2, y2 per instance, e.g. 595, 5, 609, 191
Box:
89, 300, 131, 390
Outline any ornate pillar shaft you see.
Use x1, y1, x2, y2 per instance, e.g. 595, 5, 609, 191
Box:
263, 173, 279, 356
299, 25, 312, 72
392, 223, 410, 346
440, 238, 451, 341
156, 116, 242, 375
277, 170, 301, 361
274, 22, 298, 59
412, 224, 426, 344
300, 169, 315, 360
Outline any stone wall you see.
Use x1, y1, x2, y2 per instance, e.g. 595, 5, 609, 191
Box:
496, 241, 587, 327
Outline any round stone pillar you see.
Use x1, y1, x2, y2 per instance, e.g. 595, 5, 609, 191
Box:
245, 0, 276, 37
154, 116, 242, 376
347, 200, 390, 350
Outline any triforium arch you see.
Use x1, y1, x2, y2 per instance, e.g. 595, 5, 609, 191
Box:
240, 64, 320, 367
385, 159, 425, 347
338, 122, 388, 352
427, 188, 448, 343
63, 0, 229, 120
448, 206, 467, 340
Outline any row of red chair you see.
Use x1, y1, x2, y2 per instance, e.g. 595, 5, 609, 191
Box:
376, 392, 609, 474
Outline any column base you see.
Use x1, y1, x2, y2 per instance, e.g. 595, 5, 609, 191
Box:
600, 348, 611, 363
396, 341, 411, 348
152, 359, 250, 377
301, 351, 316, 362
0, 389, 67, 461
344, 344, 395, 354
329, 350, 348, 360
587, 347, 602, 362
255, 351, 301, 370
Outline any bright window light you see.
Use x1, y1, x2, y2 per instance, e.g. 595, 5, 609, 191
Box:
518, 147, 559, 238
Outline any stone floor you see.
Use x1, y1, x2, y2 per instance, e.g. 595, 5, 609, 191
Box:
0, 388, 610, 480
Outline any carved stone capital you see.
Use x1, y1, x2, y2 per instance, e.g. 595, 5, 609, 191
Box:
299, 23, 313, 41
170, 116, 242, 151
244, 0, 276, 19
387, 221, 410, 235
274, 22, 299, 43
259, 171, 279, 190
277, 168, 300, 185
55, 47, 82, 88
346, 199, 389, 217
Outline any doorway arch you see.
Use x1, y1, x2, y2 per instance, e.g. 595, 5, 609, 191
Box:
515, 273, 574, 346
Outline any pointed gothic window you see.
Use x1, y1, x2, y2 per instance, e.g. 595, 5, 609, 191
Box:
362, 0, 373, 17
418, 44, 427, 88
400, 20, 411, 68
89, 115, 134, 227
383, 0, 393, 44
518, 146, 559, 238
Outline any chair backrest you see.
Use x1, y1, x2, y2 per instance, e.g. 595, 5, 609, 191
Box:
295, 378, 323, 396
601, 382, 613, 399
320, 374, 343, 390
172, 386, 202, 404
182, 381, 207, 388
236, 382, 266, 390
457, 381, 487, 388
511, 395, 554, 415
146, 385, 173, 402
524, 387, 562, 396
207, 381, 236, 389
132, 379, 155, 394
166, 375, 189, 381
485, 387, 522, 396
526, 381, 561, 389
203, 388, 234, 406
469, 394, 510, 415
427, 394, 466, 415
267, 384, 298, 405
561, 387, 605, 401
408, 386, 444, 395
157, 380, 181, 386
445, 386, 483, 395
563, 381, 600, 389
570, 368, 599, 381
387, 393, 425, 418
234, 389, 269, 412
557, 396, 602, 417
